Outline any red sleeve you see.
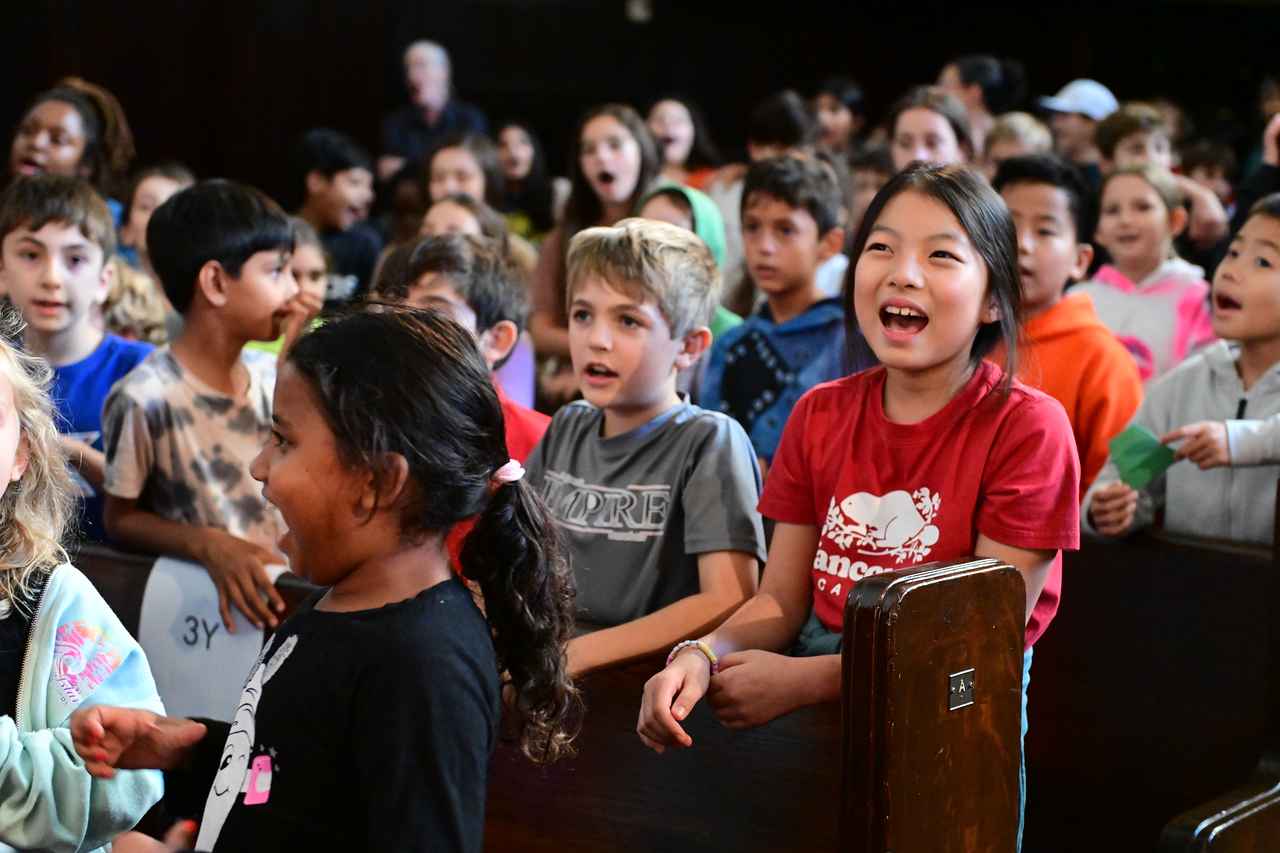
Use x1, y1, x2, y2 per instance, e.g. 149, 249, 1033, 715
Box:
977, 393, 1081, 551
501, 400, 551, 463
757, 389, 819, 525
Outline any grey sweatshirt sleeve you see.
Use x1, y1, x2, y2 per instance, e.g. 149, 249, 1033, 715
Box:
1081, 392, 1175, 537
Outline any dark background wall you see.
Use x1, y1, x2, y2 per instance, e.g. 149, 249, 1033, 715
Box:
3, 0, 1276, 202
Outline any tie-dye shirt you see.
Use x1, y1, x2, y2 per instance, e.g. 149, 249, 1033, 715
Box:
102, 346, 284, 554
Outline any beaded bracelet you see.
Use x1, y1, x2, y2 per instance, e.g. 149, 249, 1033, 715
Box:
666, 639, 720, 674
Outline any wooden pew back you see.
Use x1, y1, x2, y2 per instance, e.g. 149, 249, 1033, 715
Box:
1161, 488, 1280, 852
1024, 532, 1273, 850
843, 558, 1024, 852
67, 544, 1026, 851
485, 663, 842, 852
488, 558, 1025, 853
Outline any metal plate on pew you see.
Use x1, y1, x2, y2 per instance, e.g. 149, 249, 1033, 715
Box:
948, 668, 975, 711
137, 556, 288, 720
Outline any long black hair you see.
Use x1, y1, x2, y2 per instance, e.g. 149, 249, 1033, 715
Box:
288, 310, 580, 761
425, 131, 506, 211
648, 95, 723, 170
951, 55, 1027, 115
497, 120, 557, 233
842, 162, 1021, 390
562, 103, 661, 232
544, 104, 661, 326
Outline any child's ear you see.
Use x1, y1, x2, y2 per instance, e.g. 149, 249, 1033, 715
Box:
1098, 156, 1114, 176
359, 452, 411, 519
118, 219, 138, 250
980, 292, 1002, 325
1070, 242, 1095, 282
196, 260, 230, 308
10, 433, 29, 485
304, 170, 330, 200
477, 320, 519, 368
1168, 205, 1190, 239
819, 226, 847, 262
95, 258, 115, 307
674, 325, 713, 371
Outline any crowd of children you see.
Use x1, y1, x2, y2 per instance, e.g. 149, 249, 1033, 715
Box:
0, 40, 1277, 851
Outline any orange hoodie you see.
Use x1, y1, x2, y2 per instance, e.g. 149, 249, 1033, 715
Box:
993, 291, 1143, 497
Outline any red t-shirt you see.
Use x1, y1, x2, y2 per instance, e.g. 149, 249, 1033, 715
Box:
758, 361, 1080, 649
498, 384, 551, 462
447, 382, 551, 571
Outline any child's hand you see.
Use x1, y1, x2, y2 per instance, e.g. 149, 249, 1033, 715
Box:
57, 435, 93, 470
279, 290, 324, 362
636, 651, 712, 753
57, 436, 106, 490
1176, 175, 1229, 249
109, 826, 195, 853
1161, 421, 1231, 469
196, 529, 285, 633
1263, 112, 1280, 167
706, 650, 809, 730
70, 706, 206, 777
1088, 482, 1140, 535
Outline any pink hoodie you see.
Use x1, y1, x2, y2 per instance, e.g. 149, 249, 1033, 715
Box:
1078, 257, 1216, 387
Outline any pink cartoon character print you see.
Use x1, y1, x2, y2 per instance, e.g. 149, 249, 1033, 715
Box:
53, 622, 122, 707
196, 634, 296, 850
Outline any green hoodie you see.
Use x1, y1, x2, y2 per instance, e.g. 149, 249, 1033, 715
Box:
636, 182, 728, 268
636, 183, 741, 339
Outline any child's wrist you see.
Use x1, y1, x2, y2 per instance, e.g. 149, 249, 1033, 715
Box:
794, 654, 842, 706
667, 640, 718, 674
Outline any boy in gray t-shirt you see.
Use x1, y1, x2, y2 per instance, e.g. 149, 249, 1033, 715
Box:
525, 218, 767, 677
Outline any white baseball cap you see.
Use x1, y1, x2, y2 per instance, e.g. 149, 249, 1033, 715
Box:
1037, 79, 1119, 121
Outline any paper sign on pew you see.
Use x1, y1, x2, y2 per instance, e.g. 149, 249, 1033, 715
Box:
137, 556, 289, 721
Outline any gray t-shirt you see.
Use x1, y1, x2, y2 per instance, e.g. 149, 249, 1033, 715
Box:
525, 401, 767, 625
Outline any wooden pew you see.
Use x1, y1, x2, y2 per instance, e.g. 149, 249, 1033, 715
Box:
1023, 532, 1274, 851
842, 558, 1024, 852
1160, 496, 1280, 851
486, 558, 1025, 853
68, 543, 1027, 850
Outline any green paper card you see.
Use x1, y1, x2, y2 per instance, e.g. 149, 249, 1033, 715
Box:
1109, 424, 1176, 490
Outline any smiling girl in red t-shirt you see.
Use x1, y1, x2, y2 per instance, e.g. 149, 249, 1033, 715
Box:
639, 165, 1080, 816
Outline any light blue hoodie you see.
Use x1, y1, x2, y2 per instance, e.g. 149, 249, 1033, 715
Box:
0, 564, 164, 853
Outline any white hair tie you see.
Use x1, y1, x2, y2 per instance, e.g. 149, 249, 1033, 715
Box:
491, 459, 525, 485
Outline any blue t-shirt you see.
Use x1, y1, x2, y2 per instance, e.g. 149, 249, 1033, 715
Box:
50, 333, 154, 540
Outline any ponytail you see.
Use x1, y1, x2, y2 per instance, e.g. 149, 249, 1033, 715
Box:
461, 478, 580, 762
287, 308, 581, 763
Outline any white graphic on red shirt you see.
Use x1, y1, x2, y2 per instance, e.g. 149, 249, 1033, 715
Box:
821, 488, 940, 564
